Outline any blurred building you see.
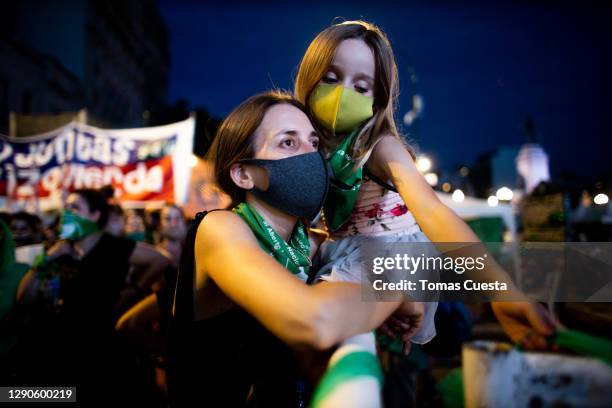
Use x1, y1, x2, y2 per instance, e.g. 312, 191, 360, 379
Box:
469, 146, 521, 199
0, 0, 169, 133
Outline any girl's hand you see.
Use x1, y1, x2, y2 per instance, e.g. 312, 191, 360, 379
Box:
379, 301, 425, 354
491, 301, 556, 350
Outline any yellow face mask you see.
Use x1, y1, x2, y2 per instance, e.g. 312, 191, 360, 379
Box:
308, 83, 374, 134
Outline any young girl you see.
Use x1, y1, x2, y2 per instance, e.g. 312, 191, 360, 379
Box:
294, 20, 556, 400
167, 91, 423, 407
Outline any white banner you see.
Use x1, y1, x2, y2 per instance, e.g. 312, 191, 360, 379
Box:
0, 117, 195, 212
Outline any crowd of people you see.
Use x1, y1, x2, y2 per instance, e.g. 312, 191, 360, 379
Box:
0, 190, 188, 404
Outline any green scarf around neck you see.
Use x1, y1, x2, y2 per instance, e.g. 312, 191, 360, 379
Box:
233, 202, 311, 281
323, 128, 363, 231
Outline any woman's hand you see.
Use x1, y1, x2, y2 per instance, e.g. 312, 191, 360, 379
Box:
46, 240, 74, 261
491, 301, 556, 350
379, 301, 425, 354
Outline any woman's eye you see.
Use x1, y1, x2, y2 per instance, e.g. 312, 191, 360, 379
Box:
311, 139, 319, 148
281, 139, 295, 148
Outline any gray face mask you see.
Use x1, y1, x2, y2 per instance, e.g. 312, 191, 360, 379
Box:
239, 151, 330, 220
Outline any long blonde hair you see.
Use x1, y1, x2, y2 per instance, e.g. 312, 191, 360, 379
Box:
295, 20, 414, 163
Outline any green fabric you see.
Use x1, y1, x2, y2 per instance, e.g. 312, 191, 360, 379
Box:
125, 231, 147, 242
59, 210, 99, 240
0, 220, 29, 320
466, 217, 505, 242
0, 219, 29, 353
552, 329, 612, 366
310, 350, 383, 407
436, 368, 464, 408
233, 203, 311, 279
323, 128, 363, 231
376, 331, 404, 354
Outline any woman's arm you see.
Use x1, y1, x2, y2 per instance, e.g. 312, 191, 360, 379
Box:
116, 293, 162, 353
129, 242, 171, 292
196, 211, 405, 350
15, 269, 40, 304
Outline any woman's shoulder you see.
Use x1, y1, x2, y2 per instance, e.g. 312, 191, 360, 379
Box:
196, 210, 256, 247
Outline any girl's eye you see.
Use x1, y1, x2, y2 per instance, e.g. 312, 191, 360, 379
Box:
311, 139, 319, 148
355, 85, 369, 94
322, 75, 337, 83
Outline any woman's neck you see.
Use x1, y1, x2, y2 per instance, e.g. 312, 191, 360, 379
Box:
74, 231, 103, 258
245, 195, 297, 242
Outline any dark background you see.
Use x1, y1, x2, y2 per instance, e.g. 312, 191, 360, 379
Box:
157, 0, 612, 182
2, 0, 611, 191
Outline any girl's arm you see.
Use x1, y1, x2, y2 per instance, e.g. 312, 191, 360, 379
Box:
196, 210, 406, 350
368, 135, 480, 243
369, 136, 555, 347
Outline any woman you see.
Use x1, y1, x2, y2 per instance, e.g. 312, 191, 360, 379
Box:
167, 91, 423, 406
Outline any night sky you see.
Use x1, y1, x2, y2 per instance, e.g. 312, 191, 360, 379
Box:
156, 1, 612, 181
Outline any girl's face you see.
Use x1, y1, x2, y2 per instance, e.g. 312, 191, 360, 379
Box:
320, 38, 376, 98
252, 104, 319, 160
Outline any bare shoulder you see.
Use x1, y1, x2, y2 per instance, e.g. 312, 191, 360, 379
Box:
375, 134, 411, 154
196, 210, 257, 249
370, 134, 415, 172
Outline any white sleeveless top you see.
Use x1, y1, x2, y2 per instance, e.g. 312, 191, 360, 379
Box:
332, 179, 422, 239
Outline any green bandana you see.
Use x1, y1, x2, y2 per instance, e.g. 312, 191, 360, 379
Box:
323, 128, 363, 231
59, 210, 99, 240
233, 203, 311, 281
125, 231, 147, 242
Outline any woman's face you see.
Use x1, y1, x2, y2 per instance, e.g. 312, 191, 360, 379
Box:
251, 104, 319, 160
236, 103, 320, 191
124, 210, 145, 234
319, 38, 376, 98
161, 206, 186, 241
66, 194, 99, 224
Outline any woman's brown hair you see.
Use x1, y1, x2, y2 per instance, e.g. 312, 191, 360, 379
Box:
206, 91, 313, 205
295, 20, 414, 163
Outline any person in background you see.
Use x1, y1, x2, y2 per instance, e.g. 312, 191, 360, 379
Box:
145, 208, 162, 244
157, 205, 187, 269
125, 208, 148, 242
9, 211, 44, 247
0, 219, 29, 321
106, 203, 126, 237
116, 204, 187, 398
15, 188, 170, 403
0, 220, 30, 383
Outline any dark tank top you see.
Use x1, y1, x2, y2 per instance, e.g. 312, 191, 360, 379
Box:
166, 211, 302, 407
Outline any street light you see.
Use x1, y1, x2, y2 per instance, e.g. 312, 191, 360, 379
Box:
416, 155, 432, 173
452, 189, 465, 203
487, 195, 499, 207
496, 186, 513, 201
424, 172, 438, 186
594, 193, 609, 205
